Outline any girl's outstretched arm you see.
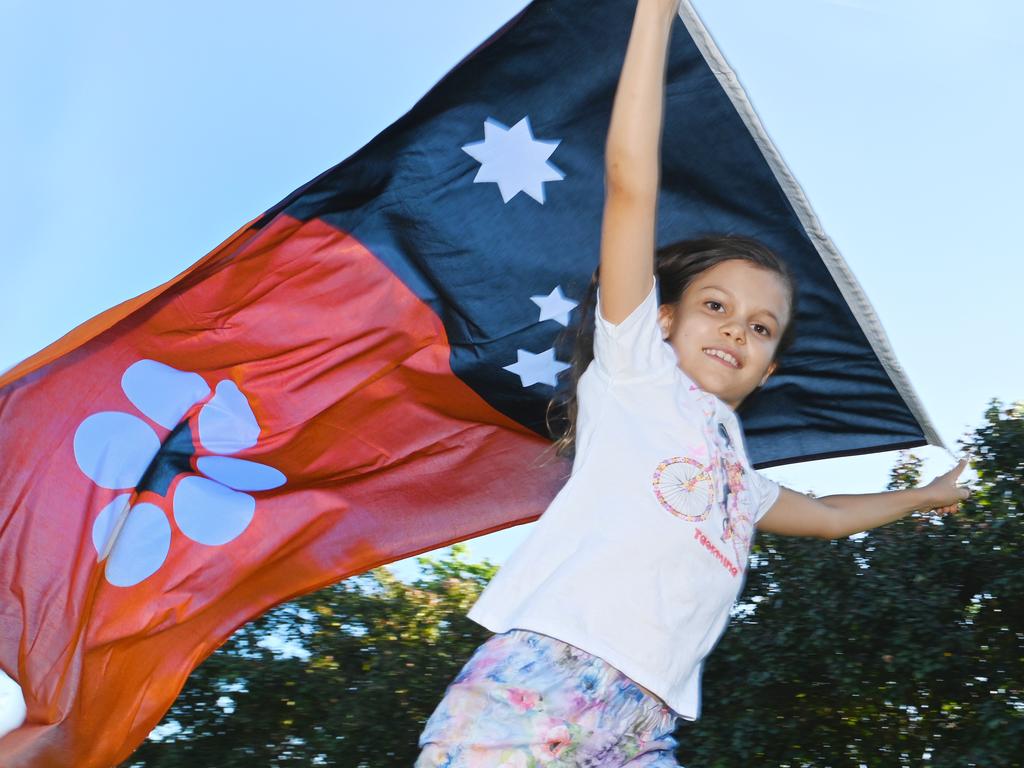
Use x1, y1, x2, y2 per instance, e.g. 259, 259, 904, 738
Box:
757, 458, 972, 539
599, 0, 681, 325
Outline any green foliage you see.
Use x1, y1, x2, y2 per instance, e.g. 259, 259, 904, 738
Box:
123, 544, 495, 767
124, 401, 1024, 767
677, 400, 1024, 767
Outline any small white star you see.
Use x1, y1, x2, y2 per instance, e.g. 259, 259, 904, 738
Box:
503, 348, 571, 388
462, 116, 565, 204
530, 285, 578, 326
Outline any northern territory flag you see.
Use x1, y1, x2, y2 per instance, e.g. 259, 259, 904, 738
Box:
0, 0, 942, 765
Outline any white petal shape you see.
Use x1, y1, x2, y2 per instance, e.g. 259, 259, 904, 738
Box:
92, 498, 171, 587
174, 474, 255, 545
197, 456, 286, 492
121, 359, 210, 429
0, 670, 26, 739
198, 380, 260, 455
91, 493, 133, 557
74, 412, 159, 489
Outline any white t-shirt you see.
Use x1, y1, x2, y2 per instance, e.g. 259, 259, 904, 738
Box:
467, 278, 781, 720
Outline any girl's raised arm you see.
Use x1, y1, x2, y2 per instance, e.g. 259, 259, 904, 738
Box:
599, 0, 680, 325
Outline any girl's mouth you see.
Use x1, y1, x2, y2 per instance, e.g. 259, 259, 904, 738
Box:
702, 347, 741, 368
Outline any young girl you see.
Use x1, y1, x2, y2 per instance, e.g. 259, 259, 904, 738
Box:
415, 1, 969, 765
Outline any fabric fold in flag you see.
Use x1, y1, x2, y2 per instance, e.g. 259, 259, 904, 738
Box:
0, 1, 940, 765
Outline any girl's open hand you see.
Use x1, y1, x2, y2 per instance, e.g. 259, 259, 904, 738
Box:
922, 457, 971, 516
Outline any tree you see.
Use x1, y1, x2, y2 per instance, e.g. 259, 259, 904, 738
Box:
123, 544, 495, 767
124, 401, 1024, 767
677, 400, 1024, 767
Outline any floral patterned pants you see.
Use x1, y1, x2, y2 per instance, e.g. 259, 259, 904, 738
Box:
415, 629, 682, 767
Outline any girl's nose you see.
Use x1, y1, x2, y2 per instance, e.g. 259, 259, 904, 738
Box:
721, 322, 745, 343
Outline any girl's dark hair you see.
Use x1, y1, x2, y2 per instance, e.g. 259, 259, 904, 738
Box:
545, 235, 798, 459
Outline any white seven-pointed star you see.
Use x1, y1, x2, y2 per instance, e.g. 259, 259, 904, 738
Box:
462, 116, 565, 204
503, 348, 570, 388
531, 285, 578, 326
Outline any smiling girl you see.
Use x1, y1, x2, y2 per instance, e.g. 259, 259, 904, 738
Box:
415, 1, 968, 765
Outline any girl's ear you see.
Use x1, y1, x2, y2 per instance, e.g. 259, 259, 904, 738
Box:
759, 360, 778, 387
657, 304, 674, 341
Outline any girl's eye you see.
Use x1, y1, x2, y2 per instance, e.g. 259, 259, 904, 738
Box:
704, 300, 772, 336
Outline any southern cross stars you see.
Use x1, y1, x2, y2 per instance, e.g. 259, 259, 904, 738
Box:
462, 116, 565, 204
462, 117, 574, 386
504, 285, 578, 389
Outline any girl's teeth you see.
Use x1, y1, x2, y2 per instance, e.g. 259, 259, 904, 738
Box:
704, 349, 738, 367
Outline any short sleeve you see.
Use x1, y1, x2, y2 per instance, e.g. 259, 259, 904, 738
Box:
593, 278, 677, 379
748, 470, 781, 524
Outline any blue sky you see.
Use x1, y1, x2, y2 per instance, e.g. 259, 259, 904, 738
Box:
1, 0, 1021, 733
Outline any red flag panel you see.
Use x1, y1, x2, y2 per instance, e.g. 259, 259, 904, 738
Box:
0, 215, 567, 766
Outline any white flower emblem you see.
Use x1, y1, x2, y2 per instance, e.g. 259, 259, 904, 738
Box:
73, 359, 286, 587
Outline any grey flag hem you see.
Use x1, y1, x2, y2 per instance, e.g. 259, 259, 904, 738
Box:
678, 0, 946, 452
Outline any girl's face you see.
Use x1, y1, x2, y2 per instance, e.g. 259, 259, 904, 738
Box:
657, 259, 791, 411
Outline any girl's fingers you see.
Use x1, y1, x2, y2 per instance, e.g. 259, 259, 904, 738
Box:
928, 502, 959, 516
